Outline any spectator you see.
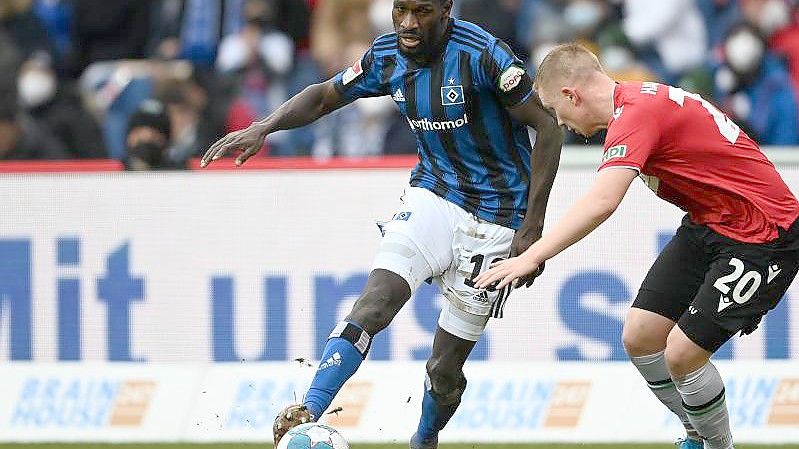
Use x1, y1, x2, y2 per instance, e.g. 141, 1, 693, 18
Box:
622, 0, 708, 84
160, 73, 223, 165
742, 0, 793, 37
272, 0, 312, 48
309, 0, 372, 77
124, 99, 183, 170
741, 0, 799, 97
0, 0, 55, 64
696, 0, 740, 47
308, 0, 398, 158
32, 0, 72, 71
69, 0, 152, 76
0, 29, 21, 89
216, 0, 294, 78
0, 89, 67, 160
18, 56, 107, 158
153, 0, 245, 68
562, 0, 611, 43
216, 0, 296, 155
154, 0, 310, 67
460, 0, 528, 59
715, 23, 799, 145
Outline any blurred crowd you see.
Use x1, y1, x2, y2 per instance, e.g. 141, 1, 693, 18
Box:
2, 0, 799, 169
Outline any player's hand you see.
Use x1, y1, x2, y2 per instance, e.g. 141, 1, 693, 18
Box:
509, 228, 545, 287
200, 123, 268, 168
473, 255, 542, 290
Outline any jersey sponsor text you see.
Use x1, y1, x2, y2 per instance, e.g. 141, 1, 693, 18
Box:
406, 114, 469, 131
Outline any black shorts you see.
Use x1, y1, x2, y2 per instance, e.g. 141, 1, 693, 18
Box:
632, 215, 799, 352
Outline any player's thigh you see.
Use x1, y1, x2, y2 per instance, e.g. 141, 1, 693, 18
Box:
679, 241, 799, 353
372, 187, 454, 292
664, 324, 714, 377
435, 213, 515, 341
631, 221, 708, 327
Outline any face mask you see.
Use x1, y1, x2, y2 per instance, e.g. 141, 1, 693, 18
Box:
758, 0, 790, 36
18, 70, 56, 109
564, 0, 603, 33
725, 30, 765, 75
128, 142, 165, 167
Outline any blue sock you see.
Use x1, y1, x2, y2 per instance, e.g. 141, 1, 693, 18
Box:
303, 321, 370, 419
416, 379, 461, 439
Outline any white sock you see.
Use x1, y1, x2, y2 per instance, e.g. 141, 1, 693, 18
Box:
674, 362, 733, 449
631, 350, 700, 440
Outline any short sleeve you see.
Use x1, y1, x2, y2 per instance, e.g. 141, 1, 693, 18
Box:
480, 39, 533, 107
599, 104, 661, 173
332, 48, 386, 101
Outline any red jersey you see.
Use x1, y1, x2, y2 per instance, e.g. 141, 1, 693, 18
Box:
600, 81, 799, 243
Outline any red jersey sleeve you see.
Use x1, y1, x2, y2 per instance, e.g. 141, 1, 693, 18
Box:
599, 103, 661, 173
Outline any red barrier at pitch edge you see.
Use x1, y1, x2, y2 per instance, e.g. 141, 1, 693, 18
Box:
186, 155, 418, 170
0, 160, 124, 173
0, 157, 418, 173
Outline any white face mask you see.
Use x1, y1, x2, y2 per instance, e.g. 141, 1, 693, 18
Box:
725, 30, 765, 75
758, 0, 790, 36
18, 69, 56, 109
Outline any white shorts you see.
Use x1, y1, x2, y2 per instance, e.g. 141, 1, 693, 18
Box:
372, 187, 515, 341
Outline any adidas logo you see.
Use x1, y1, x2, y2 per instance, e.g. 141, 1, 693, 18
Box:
318, 352, 343, 370
392, 88, 406, 102
471, 290, 490, 303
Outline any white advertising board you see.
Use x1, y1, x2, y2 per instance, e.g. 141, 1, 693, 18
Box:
2, 361, 795, 443
0, 165, 797, 364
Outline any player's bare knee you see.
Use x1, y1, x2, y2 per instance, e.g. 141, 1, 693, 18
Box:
425, 357, 465, 402
663, 342, 695, 378
347, 288, 403, 335
664, 326, 713, 377
622, 322, 650, 356
346, 302, 392, 336
622, 318, 667, 357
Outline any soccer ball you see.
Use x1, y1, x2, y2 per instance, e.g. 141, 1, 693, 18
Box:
275, 423, 349, 449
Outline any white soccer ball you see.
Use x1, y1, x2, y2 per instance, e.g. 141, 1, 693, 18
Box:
275, 423, 349, 449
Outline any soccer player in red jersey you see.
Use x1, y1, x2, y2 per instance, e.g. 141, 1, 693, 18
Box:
475, 44, 799, 449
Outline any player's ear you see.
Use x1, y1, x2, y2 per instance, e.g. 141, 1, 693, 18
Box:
561, 87, 579, 106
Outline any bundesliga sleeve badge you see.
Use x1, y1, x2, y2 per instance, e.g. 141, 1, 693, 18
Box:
342, 58, 364, 86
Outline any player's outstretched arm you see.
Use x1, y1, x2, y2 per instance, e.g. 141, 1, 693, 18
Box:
505, 92, 564, 286
201, 80, 350, 167
474, 168, 637, 290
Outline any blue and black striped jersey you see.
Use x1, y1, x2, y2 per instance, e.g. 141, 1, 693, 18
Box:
332, 19, 534, 230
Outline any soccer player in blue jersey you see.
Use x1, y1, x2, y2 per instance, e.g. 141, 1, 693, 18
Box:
201, 1, 563, 447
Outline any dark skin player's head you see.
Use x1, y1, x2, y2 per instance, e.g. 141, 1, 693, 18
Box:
392, 0, 453, 62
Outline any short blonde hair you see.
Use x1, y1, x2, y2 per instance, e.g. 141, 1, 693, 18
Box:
535, 43, 605, 95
